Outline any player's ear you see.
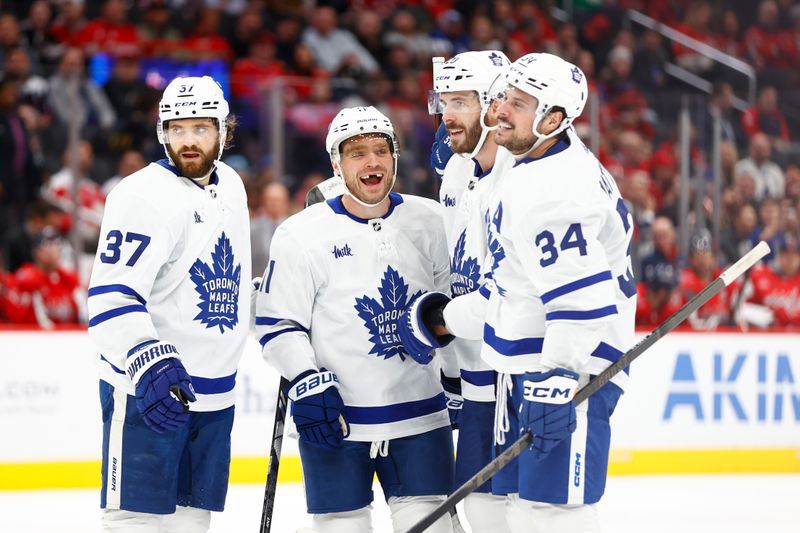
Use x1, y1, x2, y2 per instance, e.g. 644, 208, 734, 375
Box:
331, 159, 341, 177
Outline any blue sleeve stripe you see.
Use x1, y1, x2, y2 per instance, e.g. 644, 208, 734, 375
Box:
483, 324, 544, 356
255, 316, 282, 326
540, 271, 612, 304
479, 285, 491, 299
592, 342, 623, 363
88, 284, 147, 305
460, 369, 495, 386
259, 326, 307, 347
100, 355, 125, 374
545, 305, 618, 321
191, 372, 237, 394
88, 304, 147, 327
344, 393, 447, 424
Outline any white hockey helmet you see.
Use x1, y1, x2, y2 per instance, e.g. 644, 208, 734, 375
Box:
325, 106, 399, 208
496, 53, 588, 150
430, 50, 510, 158
431, 50, 510, 112
157, 75, 229, 160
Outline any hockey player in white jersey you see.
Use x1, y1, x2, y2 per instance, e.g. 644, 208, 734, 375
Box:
400, 53, 636, 532
427, 49, 514, 533
255, 106, 455, 533
87, 76, 251, 532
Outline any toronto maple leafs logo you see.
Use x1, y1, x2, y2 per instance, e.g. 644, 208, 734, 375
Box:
451, 230, 480, 297
189, 232, 241, 333
488, 51, 505, 67
487, 204, 507, 295
354, 266, 422, 360
571, 66, 583, 84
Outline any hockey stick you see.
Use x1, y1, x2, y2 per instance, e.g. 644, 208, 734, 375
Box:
259, 180, 337, 532
407, 241, 770, 533
259, 377, 289, 533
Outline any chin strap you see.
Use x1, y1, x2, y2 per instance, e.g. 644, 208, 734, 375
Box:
466, 106, 499, 160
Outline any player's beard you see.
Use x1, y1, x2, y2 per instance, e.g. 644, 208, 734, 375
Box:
446, 118, 482, 154
343, 163, 393, 206
496, 124, 536, 156
167, 141, 219, 180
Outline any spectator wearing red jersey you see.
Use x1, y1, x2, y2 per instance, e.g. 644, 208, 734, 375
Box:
741, 233, 800, 328
137, 0, 182, 58
74, 0, 141, 57
3, 228, 82, 327
741, 86, 791, 145
231, 33, 284, 104
679, 229, 738, 329
181, 7, 233, 62
672, 0, 716, 74
744, 0, 800, 79
636, 256, 682, 327
49, 0, 88, 48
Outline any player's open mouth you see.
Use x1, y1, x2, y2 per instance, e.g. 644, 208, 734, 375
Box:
447, 127, 464, 137
497, 121, 513, 130
360, 172, 384, 186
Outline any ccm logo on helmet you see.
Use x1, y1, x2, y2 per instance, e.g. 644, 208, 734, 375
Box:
174, 102, 197, 107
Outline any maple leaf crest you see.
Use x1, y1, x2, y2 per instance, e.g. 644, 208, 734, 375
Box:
354, 266, 422, 360
450, 230, 480, 297
189, 232, 241, 333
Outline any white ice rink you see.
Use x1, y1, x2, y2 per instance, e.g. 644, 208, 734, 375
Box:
1, 474, 797, 532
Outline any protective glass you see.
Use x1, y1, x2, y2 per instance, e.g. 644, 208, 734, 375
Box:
162, 122, 218, 144
427, 90, 482, 115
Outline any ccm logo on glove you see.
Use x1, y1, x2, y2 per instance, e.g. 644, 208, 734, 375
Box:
522, 371, 578, 404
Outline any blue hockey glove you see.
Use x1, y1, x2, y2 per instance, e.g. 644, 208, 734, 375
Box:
287, 369, 349, 449
441, 371, 463, 429
431, 122, 453, 178
398, 291, 454, 365
519, 368, 579, 459
128, 341, 196, 434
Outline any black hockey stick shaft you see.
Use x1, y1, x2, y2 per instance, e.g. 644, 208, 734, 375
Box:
259, 377, 289, 533
407, 241, 770, 533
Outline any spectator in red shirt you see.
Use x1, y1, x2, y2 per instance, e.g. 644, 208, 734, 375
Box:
672, 0, 716, 74
49, 0, 88, 48
181, 7, 233, 62
741, 86, 791, 145
679, 229, 738, 329
744, 0, 800, 73
4, 227, 82, 327
636, 256, 683, 327
74, 0, 141, 57
231, 32, 284, 104
741, 233, 800, 329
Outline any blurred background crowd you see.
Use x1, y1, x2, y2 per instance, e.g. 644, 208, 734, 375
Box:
0, 0, 799, 330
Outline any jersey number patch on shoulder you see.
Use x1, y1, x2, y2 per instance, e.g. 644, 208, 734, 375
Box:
100, 230, 151, 266
535, 223, 587, 267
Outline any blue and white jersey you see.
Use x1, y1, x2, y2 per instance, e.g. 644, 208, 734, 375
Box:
255, 193, 452, 441
438, 149, 514, 401
87, 160, 251, 411
482, 130, 636, 388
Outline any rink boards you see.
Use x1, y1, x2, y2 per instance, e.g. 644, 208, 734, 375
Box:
1, 329, 798, 489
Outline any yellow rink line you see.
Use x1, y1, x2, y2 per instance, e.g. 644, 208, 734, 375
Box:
2, 449, 799, 490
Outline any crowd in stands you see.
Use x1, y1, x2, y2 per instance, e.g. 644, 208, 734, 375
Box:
0, 0, 799, 330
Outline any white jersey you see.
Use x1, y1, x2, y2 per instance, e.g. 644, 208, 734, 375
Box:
87, 160, 252, 411
482, 130, 636, 389
438, 150, 514, 401
255, 193, 452, 441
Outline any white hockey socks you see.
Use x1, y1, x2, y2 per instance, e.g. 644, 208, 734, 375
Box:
388, 495, 452, 533
506, 494, 600, 533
